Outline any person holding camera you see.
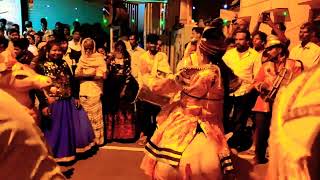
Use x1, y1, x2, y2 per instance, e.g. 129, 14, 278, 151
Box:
252, 13, 290, 48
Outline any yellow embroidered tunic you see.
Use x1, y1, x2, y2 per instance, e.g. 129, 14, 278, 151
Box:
141, 64, 228, 170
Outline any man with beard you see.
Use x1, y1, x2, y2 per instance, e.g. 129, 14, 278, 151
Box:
289, 22, 320, 70
136, 34, 171, 145
140, 34, 171, 83
8, 28, 20, 42
222, 30, 261, 151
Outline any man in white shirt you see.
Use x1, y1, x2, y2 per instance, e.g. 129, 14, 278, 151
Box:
40, 18, 53, 42
136, 34, 171, 145
68, 29, 82, 52
289, 22, 320, 70
140, 34, 172, 85
222, 30, 260, 149
26, 34, 39, 56
128, 33, 145, 80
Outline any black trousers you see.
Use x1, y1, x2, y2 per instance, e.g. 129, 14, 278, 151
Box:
254, 111, 271, 160
136, 101, 161, 139
224, 90, 258, 134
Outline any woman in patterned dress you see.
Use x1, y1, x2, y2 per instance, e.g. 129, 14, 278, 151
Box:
104, 40, 139, 142
36, 41, 95, 163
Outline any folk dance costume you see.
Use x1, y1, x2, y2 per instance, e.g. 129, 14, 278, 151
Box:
141, 37, 235, 180
37, 59, 95, 162
267, 63, 320, 180
75, 38, 107, 146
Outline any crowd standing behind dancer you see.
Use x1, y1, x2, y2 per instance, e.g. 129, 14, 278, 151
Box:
0, 10, 319, 179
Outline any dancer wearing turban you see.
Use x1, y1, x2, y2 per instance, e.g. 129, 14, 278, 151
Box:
140, 27, 239, 180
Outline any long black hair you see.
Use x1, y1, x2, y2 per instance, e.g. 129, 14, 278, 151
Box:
114, 40, 130, 60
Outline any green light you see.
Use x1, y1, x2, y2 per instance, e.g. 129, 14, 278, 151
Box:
75, 18, 79, 22
283, 11, 288, 16
103, 18, 108, 24
160, 20, 164, 25
131, 19, 135, 23
223, 19, 228, 24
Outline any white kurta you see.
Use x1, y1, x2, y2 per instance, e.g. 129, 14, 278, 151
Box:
289, 42, 320, 70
